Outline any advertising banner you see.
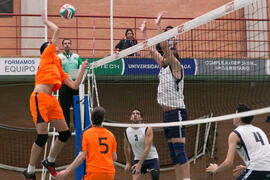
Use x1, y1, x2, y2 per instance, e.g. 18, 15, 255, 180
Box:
123, 58, 196, 75
0, 57, 268, 76
123, 58, 160, 75
0, 58, 40, 75
83, 58, 124, 75
196, 58, 267, 75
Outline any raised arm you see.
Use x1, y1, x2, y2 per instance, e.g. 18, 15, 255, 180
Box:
140, 20, 164, 66
55, 151, 87, 179
131, 127, 154, 174
155, 11, 165, 34
155, 11, 182, 79
206, 132, 239, 174
42, 12, 59, 45
63, 60, 89, 90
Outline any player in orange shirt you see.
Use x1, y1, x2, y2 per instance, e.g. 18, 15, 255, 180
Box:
55, 106, 117, 180
22, 13, 88, 180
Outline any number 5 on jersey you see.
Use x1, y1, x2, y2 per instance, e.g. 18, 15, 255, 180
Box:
99, 137, 109, 154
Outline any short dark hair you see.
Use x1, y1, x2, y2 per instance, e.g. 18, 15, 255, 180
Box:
91, 106, 105, 126
165, 25, 173, 31
40, 42, 49, 55
130, 108, 143, 117
236, 104, 253, 124
125, 29, 134, 36
62, 38, 72, 45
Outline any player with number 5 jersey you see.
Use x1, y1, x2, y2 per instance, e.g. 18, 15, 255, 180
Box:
206, 104, 270, 180
55, 106, 117, 180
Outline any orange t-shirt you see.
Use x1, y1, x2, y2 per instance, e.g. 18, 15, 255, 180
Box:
35, 43, 69, 92
82, 126, 117, 174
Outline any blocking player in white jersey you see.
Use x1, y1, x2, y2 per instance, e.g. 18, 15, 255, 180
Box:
206, 104, 270, 179
140, 12, 190, 180
124, 108, 160, 180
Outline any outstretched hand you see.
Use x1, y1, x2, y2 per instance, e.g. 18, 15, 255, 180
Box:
40, 11, 59, 44
131, 163, 141, 174
81, 60, 89, 70
140, 20, 148, 40
155, 11, 165, 26
54, 170, 69, 180
124, 162, 131, 171
41, 11, 47, 25
206, 163, 218, 173
140, 20, 147, 33
233, 165, 246, 177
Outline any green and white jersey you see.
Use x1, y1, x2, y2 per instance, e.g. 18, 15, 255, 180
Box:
58, 52, 82, 74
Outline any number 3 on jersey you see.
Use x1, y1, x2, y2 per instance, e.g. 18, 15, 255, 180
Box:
253, 132, 265, 145
134, 134, 138, 141
99, 137, 109, 154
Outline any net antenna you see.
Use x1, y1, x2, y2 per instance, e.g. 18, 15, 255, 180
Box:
87, 23, 100, 128
89, 23, 100, 113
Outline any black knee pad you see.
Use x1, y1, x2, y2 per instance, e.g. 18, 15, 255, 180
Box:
58, 130, 71, 142
151, 170, 160, 180
35, 134, 49, 147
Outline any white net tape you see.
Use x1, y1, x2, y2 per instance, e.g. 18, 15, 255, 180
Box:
103, 107, 270, 128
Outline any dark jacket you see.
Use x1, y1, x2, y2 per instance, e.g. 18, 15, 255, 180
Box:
115, 39, 137, 51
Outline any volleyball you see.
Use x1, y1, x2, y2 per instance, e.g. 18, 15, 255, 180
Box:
60, 4, 75, 20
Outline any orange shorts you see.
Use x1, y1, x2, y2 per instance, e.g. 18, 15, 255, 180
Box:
83, 172, 115, 180
29, 92, 64, 124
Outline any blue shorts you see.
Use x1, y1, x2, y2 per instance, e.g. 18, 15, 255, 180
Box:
133, 158, 160, 174
163, 109, 187, 139
237, 169, 270, 180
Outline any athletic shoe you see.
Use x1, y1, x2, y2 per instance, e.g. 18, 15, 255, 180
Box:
22, 170, 36, 180
41, 159, 57, 177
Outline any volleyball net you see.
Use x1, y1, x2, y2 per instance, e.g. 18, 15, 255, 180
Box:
88, 0, 270, 122
1, 0, 270, 179
86, 0, 270, 175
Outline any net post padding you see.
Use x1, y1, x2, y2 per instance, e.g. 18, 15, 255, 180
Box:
90, 0, 258, 69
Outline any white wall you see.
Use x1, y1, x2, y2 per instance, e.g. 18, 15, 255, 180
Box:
21, 0, 46, 56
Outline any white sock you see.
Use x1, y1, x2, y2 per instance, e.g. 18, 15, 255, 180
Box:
27, 164, 35, 174
47, 156, 55, 163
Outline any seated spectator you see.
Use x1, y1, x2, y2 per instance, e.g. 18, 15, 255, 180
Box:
156, 25, 179, 59
115, 28, 137, 56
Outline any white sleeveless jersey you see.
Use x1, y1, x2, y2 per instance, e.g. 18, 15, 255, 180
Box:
125, 127, 159, 160
157, 66, 185, 108
234, 124, 270, 171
